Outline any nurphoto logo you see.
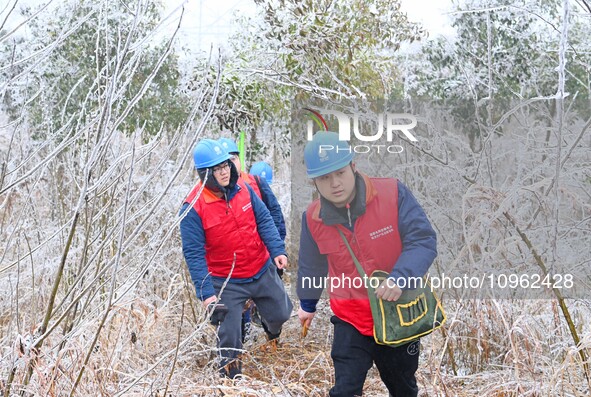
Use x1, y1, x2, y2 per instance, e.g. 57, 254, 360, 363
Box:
304, 107, 418, 154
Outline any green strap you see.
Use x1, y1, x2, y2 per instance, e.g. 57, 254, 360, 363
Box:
337, 229, 380, 310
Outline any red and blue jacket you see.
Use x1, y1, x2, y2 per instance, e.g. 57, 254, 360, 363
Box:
180, 179, 286, 301
297, 173, 437, 336
242, 171, 286, 241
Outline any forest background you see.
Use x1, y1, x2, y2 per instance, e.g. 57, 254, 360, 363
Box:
1, 0, 590, 395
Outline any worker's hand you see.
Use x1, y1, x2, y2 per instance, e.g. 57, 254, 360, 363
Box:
298, 307, 315, 329
375, 278, 403, 302
206, 302, 229, 326
274, 255, 288, 269
202, 296, 228, 326
203, 295, 217, 307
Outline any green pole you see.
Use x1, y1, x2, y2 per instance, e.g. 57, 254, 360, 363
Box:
238, 131, 246, 170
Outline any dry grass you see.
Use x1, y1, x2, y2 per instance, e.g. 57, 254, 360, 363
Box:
1, 263, 590, 397
1, 108, 590, 397
1, 244, 590, 397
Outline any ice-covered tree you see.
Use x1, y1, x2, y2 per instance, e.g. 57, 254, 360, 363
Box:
0, 0, 189, 139
407, 0, 590, 149
187, 0, 426, 162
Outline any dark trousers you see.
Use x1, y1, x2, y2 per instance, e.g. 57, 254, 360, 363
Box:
329, 316, 420, 397
212, 264, 293, 378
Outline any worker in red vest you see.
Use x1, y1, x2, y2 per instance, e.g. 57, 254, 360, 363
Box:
180, 138, 292, 379
297, 131, 437, 397
218, 138, 286, 241
218, 138, 287, 341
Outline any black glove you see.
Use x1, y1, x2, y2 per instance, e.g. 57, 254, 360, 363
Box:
207, 302, 229, 326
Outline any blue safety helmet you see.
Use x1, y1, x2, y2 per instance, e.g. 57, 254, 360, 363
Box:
218, 137, 240, 154
304, 131, 355, 178
193, 139, 230, 169
250, 161, 273, 184
193, 139, 238, 192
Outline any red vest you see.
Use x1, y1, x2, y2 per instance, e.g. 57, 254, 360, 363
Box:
241, 172, 262, 199
185, 180, 270, 279
240, 171, 263, 200
306, 176, 403, 336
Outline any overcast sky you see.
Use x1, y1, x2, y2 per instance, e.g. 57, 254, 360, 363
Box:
161, 0, 456, 52
1, 0, 456, 53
